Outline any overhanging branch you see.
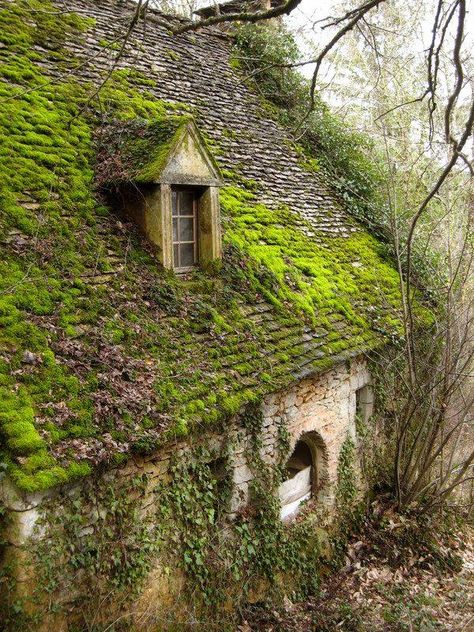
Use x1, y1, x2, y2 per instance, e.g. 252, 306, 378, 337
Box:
169, 0, 304, 34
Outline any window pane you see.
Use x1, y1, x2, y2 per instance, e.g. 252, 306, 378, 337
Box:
172, 191, 178, 215
179, 218, 194, 242
173, 218, 178, 242
179, 190, 195, 215
180, 242, 195, 267
173, 243, 179, 267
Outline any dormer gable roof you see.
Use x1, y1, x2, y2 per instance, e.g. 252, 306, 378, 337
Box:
159, 119, 222, 186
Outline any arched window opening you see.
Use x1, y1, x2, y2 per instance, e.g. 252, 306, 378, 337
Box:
279, 432, 327, 521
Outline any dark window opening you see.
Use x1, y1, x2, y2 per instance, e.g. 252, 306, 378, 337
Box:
279, 439, 313, 520
209, 457, 228, 483
172, 187, 199, 270
285, 441, 312, 479
208, 457, 231, 518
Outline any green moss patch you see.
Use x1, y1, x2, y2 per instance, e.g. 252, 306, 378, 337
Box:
222, 184, 409, 345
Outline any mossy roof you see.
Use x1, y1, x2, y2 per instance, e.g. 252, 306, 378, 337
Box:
94, 116, 222, 185
95, 116, 187, 184
0, 0, 428, 493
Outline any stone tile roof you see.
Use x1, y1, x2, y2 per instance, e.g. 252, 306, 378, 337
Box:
0, 0, 408, 491
61, 0, 356, 237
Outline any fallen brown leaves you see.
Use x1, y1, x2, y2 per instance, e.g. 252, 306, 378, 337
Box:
242, 511, 474, 632
48, 335, 168, 465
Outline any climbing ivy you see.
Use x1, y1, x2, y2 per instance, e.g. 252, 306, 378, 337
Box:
154, 445, 234, 602
12, 405, 333, 630
38, 477, 157, 592
332, 435, 364, 566
336, 436, 358, 512
6, 474, 159, 630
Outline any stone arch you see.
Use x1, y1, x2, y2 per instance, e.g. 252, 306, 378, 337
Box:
279, 431, 329, 520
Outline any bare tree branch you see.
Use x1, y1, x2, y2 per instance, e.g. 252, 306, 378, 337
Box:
169, 0, 304, 34
444, 0, 466, 145
296, 0, 386, 131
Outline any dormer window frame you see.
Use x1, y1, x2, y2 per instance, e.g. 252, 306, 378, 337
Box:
172, 186, 200, 273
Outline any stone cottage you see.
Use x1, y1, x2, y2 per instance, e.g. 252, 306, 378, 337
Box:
0, 0, 406, 628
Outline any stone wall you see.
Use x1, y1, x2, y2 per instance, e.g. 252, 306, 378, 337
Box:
230, 355, 372, 512
2, 355, 372, 543
0, 355, 372, 628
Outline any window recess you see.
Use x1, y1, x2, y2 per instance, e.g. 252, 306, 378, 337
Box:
172, 187, 199, 271
278, 432, 328, 521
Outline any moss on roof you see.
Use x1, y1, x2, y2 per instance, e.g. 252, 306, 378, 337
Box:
95, 116, 193, 185
0, 0, 425, 492
222, 185, 404, 333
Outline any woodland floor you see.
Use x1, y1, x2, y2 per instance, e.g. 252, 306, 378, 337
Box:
241, 514, 474, 632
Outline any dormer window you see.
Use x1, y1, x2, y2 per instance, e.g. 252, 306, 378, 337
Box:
172, 187, 199, 271
98, 117, 222, 273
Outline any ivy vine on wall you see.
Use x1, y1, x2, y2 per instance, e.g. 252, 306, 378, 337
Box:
5, 402, 364, 630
